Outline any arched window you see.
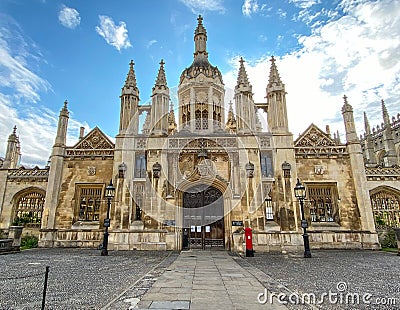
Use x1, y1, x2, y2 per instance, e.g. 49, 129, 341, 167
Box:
370, 188, 400, 229
14, 190, 45, 227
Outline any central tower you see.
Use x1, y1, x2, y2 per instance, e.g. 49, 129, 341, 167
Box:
178, 15, 225, 133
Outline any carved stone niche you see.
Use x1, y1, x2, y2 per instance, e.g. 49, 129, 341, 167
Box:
118, 162, 127, 178
152, 162, 161, 178
245, 161, 254, 178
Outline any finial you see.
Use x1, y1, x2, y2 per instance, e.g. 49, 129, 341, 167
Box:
239, 57, 244, 65
64, 100, 68, 108
343, 94, 348, 104
170, 101, 174, 111
197, 15, 203, 24
270, 55, 276, 63
129, 60, 134, 68
12, 125, 17, 134
160, 59, 165, 67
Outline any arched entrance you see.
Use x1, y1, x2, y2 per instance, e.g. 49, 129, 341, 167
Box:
182, 185, 224, 249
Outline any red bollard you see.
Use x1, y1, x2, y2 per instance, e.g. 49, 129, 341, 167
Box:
244, 227, 254, 257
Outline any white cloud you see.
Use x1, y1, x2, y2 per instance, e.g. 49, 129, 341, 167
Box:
95, 15, 132, 51
179, 0, 225, 14
58, 5, 81, 29
146, 39, 157, 49
242, 0, 259, 17
223, 0, 400, 139
289, 0, 321, 9
0, 15, 87, 167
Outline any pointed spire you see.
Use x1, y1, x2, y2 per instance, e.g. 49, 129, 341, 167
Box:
235, 57, 252, 94
381, 99, 390, 125
193, 15, 208, 61
195, 15, 207, 36
267, 56, 284, 89
168, 101, 177, 135
364, 112, 371, 135
124, 60, 138, 89
226, 101, 237, 133
341, 94, 352, 113
153, 59, 167, 91
237, 57, 250, 87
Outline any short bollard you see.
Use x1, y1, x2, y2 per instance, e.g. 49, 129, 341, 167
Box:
244, 227, 254, 257
42, 266, 49, 310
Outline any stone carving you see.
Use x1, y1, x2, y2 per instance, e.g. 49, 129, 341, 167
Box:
87, 166, 96, 176
314, 165, 325, 175
7, 166, 49, 182
66, 127, 114, 158
294, 124, 347, 157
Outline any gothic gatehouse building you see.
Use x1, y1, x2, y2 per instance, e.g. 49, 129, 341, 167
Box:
1, 16, 399, 252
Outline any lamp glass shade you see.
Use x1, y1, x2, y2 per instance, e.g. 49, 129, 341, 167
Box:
105, 180, 115, 198
294, 178, 306, 199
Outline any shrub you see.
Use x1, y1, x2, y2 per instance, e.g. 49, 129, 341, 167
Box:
21, 235, 38, 249
380, 229, 397, 248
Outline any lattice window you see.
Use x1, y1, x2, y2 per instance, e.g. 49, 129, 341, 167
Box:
307, 184, 338, 222
371, 190, 400, 228
134, 153, 147, 178
133, 183, 144, 221
78, 186, 102, 221
194, 109, 208, 130
260, 152, 273, 177
14, 191, 45, 227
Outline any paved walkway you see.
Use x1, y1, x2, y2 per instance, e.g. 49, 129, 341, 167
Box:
135, 250, 287, 310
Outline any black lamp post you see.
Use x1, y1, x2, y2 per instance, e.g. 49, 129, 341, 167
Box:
294, 178, 311, 258
101, 179, 115, 256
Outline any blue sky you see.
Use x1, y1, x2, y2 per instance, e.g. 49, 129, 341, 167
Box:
1, 0, 399, 166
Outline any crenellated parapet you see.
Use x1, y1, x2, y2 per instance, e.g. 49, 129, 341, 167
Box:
7, 166, 49, 182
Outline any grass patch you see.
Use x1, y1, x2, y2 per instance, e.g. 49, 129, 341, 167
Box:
381, 247, 399, 253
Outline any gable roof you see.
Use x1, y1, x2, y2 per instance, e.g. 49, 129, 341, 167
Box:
294, 123, 337, 148
71, 127, 114, 150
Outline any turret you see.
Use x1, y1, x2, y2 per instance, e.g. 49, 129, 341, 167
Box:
150, 59, 170, 136
341, 95, 377, 234
235, 57, 256, 133
119, 60, 140, 134
341, 95, 358, 144
41, 101, 69, 238
266, 56, 289, 133
3, 126, 21, 169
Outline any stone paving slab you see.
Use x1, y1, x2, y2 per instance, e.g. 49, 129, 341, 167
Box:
135, 250, 288, 310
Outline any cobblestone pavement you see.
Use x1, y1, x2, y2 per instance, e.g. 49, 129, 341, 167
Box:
238, 250, 400, 310
1, 249, 399, 309
0, 248, 177, 310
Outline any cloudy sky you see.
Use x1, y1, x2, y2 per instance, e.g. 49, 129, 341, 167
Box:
0, 0, 399, 166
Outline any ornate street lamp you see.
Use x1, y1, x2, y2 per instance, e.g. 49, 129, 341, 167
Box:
294, 178, 311, 258
101, 179, 115, 256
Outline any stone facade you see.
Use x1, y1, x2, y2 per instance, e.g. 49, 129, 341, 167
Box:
0, 15, 399, 252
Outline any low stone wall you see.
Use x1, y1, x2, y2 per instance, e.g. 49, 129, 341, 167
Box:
109, 229, 168, 251
232, 230, 380, 253
39, 228, 171, 250
39, 228, 103, 248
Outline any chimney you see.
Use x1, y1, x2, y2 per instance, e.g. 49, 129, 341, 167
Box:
79, 127, 85, 140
